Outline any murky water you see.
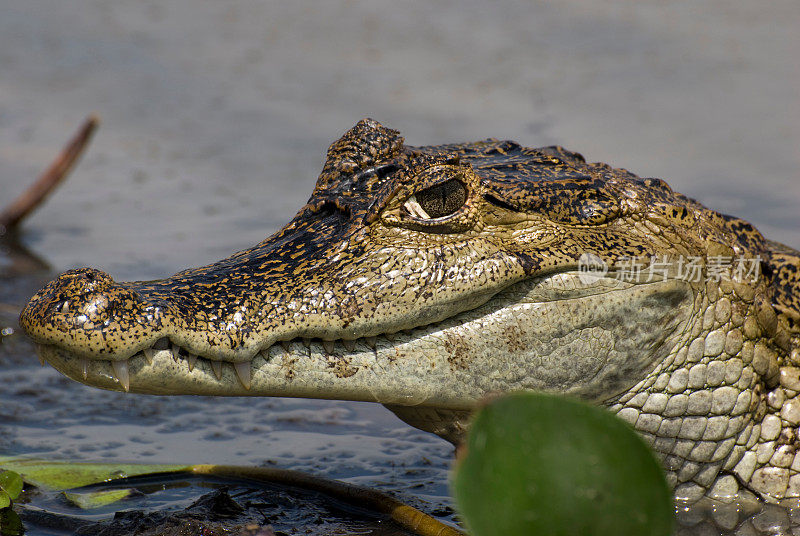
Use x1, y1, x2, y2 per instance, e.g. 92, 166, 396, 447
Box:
1, 1, 798, 534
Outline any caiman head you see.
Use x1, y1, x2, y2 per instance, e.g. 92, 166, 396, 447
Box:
20, 119, 800, 500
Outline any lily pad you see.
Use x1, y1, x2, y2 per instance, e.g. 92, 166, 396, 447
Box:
0, 457, 189, 491
452, 392, 673, 536
63, 488, 134, 509
0, 508, 23, 535
0, 470, 23, 501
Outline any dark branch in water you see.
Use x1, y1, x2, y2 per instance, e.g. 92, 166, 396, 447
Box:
190, 464, 466, 536
0, 115, 99, 234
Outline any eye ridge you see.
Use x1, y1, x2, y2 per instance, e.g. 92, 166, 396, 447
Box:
412, 179, 467, 219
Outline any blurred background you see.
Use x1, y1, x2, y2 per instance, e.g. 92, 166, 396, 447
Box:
0, 0, 798, 522
1, 0, 798, 280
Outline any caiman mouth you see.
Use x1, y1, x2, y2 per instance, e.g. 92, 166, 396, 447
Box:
36, 269, 696, 410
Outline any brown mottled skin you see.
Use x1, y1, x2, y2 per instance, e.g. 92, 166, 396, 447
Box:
20, 119, 800, 503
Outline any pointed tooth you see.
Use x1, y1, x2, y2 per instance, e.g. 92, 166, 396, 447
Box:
112, 360, 130, 392
234, 361, 251, 390
143, 348, 155, 365
171, 344, 181, 361
385, 332, 396, 341
365, 336, 377, 349
186, 353, 198, 371
80, 358, 89, 379
39, 353, 46, 366
211, 360, 223, 380
280, 340, 291, 352
322, 340, 335, 354
302, 338, 311, 348
342, 339, 355, 352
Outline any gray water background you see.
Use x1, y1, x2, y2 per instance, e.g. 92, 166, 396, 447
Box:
1, 0, 798, 529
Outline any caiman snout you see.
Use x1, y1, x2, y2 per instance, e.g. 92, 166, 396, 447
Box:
20, 267, 165, 359
22, 267, 124, 330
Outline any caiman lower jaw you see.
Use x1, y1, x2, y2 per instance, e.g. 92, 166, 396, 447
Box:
38, 271, 697, 411
36, 328, 446, 402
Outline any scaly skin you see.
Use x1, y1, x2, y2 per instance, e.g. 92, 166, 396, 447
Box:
20, 119, 800, 503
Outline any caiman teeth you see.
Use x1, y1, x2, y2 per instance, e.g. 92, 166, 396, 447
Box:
111, 360, 130, 392
126, 326, 422, 384
234, 361, 251, 390
39, 353, 46, 366
80, 358, 89, 379
186, 353, 198, 372
210, 360, 223, 380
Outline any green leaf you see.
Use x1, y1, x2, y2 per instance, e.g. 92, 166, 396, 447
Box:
0, 490, 10, 510
0, 508, 23, 535
0, 470, 23, 500
63, 488, 134, 509
0, 457, 189, 491
452, 392, 673, 536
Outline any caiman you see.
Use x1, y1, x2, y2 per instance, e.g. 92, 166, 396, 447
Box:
19, 119, 800, 504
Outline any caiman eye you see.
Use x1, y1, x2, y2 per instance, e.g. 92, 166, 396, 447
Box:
404, 179, 467, 220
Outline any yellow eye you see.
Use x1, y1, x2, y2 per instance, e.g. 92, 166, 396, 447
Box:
404, 179, 467, 220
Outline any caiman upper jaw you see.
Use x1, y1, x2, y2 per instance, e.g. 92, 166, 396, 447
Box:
20, 267, 165, 359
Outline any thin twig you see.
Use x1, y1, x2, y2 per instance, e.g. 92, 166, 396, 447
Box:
0, 115, 99, 233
